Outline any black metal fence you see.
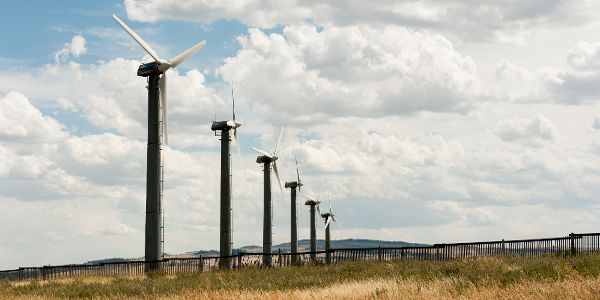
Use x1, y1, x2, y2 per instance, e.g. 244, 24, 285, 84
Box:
2, 232, 599, 281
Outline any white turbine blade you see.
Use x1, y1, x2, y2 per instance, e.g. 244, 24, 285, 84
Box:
304, 194, 317, 201
316, 203, 321, 216
273, 127, 284, 155
231, 87, 239, 156
317, 183, 323, 201
251, 147, 272, 158
231, 88, 236, 122
233, 128, 241, 157
169, 40, 207, 68
295, 154, 300, 185
159, 72, 168, 144
324, 216, 332, 229
112, 15, 161, 62
273, 161, 284, 199
332, 215, 342, 228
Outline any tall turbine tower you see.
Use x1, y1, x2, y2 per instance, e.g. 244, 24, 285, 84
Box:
112, 15, 206, 264
284, 155, 303, 265
321, 199, 339, 264
251, 128, 284, 266
321, 200, 339, 264
304, 186, 322, 262
211, 89, 241, 268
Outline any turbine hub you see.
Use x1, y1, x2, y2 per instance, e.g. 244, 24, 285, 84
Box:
226, 120, 242, 129
157, 62, 171, 72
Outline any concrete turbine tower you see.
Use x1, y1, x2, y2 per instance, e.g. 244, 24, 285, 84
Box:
112, 15, 206, 269
211, 89, 241, 268
251, 128, 285, 266
321, 198, 339, 264
284, 155, 303, 265
304, 185, 322, 262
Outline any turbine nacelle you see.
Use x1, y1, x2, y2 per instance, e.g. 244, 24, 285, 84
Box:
251, 127, 285, 199
321, 212, 335, 219
256, 155, 278, 164
304, 183, 323, 214
304, 199, 320, 206
135, 61, 172, 77
211, 120, 242, 131
285, 181, 303, 189
137, 61, 163, 77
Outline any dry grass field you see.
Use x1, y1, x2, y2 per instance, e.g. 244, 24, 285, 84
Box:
3, 254, 600, 299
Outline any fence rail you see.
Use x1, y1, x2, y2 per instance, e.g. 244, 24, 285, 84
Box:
2, 232, 599, 281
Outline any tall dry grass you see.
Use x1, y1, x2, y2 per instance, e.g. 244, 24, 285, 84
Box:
4, 254, 600, 299
174, 277, 600, 300
6, 277, 600, 299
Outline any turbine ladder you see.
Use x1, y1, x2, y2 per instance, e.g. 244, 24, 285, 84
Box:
159, 113, 165, 259
229, 150, 233, 248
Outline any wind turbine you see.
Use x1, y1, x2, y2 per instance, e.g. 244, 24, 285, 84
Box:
112, 15, 207, 265
211, 89, 241, 268
304, 184, 322, 262
252, 128, 284, 266
321, 198, 339, 264
284, 155, 303, 265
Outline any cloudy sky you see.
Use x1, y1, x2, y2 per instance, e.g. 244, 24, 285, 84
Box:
1, 0, 600, 269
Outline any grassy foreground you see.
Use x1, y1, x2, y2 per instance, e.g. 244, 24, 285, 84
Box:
3, 254, 600, 299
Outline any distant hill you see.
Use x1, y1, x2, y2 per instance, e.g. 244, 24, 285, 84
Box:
193, 239, 428, 257
86, 239, 428, 263
267, 239, 427, 253
85, 257, 130, 264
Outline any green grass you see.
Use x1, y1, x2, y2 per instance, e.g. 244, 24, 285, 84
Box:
3, 254, 600, 299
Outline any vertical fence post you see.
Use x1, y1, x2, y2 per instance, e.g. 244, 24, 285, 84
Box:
570, 233, 576, 256
501, 239, 506, 256
238, 252, 243, 270
378, 246, 382, 261
278, 248, 282, 268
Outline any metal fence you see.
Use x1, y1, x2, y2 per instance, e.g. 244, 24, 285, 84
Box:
2, 232, 599, 281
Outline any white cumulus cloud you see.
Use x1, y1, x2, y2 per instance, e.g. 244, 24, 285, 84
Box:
54, 35, 87, 63
493, 42, 600, 105
219, 25, 481, 124
0, 59, 225, 148
593, 116, 600, 130
495, 60, 534, 81
567, 42, 600, 70
124, 0, 600, 43
0, 92, 67, 143
494, 115, 559, 147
